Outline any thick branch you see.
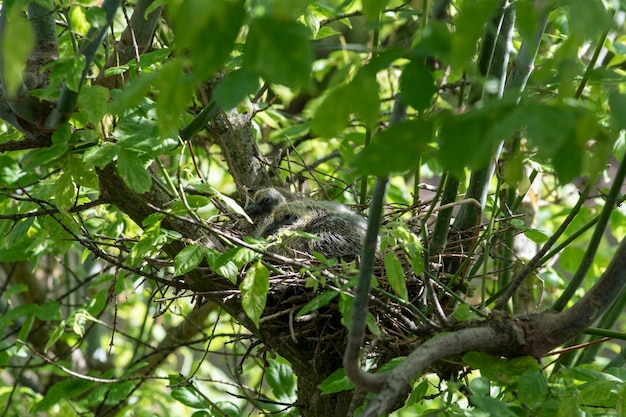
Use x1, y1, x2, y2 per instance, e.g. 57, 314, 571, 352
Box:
523, 236, 626, 356
96, 0, 163, 89
361, 234, 626, 414
362, 325, 515, 416
207, 108, 273, 193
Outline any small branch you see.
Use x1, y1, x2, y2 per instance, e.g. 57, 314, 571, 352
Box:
343, 176, 388, 393
0, 135, 52, 152
179, 100, 219, 141
493, 179, 595, 310
553, 151, 626, 311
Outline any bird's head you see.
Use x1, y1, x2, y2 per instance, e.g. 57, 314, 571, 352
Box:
260, 202, 313, 237
245, 188, 287, 216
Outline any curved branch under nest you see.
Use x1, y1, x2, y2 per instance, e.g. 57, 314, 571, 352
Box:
208, 202, 524, 377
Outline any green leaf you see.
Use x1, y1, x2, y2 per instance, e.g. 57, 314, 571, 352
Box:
116, 148, 152, 193
517, 370, 547, 405
214, 68, 260, 110
239, 260, 269, 328
266, 361, 296, 401
0, 304, 37, 330
170, 384, 211, 409
67, 155, 99, 189
206, 249, 241, 284
17, 312, 35, 343
384, 251, 408, 301
311, 84, 352, 137
85, 6, 107, 28
438, 110, 499, 177
351, 69, 380, 127
173, 0, 245, 78
244, 17, 313, 89
452, 0, 499, 68
351, 119, 433, 176
452, 303, 481, 321
5, 217, 34, 248
109, 70, 160, 115
1, 8, 34, 97
463, 352, 541, 385
128, 220, 168, 267
523, 228, 549, 243
67, 308, 94, 337
78, 85, 110, 125
107, 381, 135, 402
32, 379, 93, 412
580, 381, 622, 407
317, 368, 355, 395
523, 103, 576, 156
83, 143, 120, 169
173, 245, 206, 275
552, 140, 582, 184
54, 172, 77, 212
155, 61, 197, 136
406, 241, 424, 275
406, 380, 429, 405
609, 91, 626, 130
35, 301, 62, 321
362, 0, 386, 21
558, 394, 583, 417
58, 54, 86, 92
400, 60, 436, 113
295, 290, 339, 319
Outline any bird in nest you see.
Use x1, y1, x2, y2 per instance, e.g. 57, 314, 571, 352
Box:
242, 188, 301, 235
244, 188, 300, 217
259, 199, 369, 261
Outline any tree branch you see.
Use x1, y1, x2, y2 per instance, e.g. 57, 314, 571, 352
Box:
44, 0, 123, 130
361, 232, 626, 414
96, 0, 163, 89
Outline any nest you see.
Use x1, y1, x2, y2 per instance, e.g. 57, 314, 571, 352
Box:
203, 195, 529, 378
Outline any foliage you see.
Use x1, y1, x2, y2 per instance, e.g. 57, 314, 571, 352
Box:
0, 0, 626, 416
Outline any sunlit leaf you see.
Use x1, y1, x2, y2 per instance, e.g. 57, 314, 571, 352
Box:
170, 384, 211, 409
54, 172, 77, 213
266, 361, 296, 401
116, 148, 152, 193
295, 290, 338, 319
362, 0, 386, 21
173, 244, 206, 275
78, 85, 110, 125
384, 251, 408, 301
317, 368, 355, 395
239, 260, 269, 328
517, 370, 548, 404
1, 9, 34, 97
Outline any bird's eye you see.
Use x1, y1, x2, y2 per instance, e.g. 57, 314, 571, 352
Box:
261, 197, 271, 205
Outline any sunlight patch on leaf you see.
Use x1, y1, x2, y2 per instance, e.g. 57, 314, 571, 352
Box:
1, 10, 34, 97
239, 260, 269, 328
